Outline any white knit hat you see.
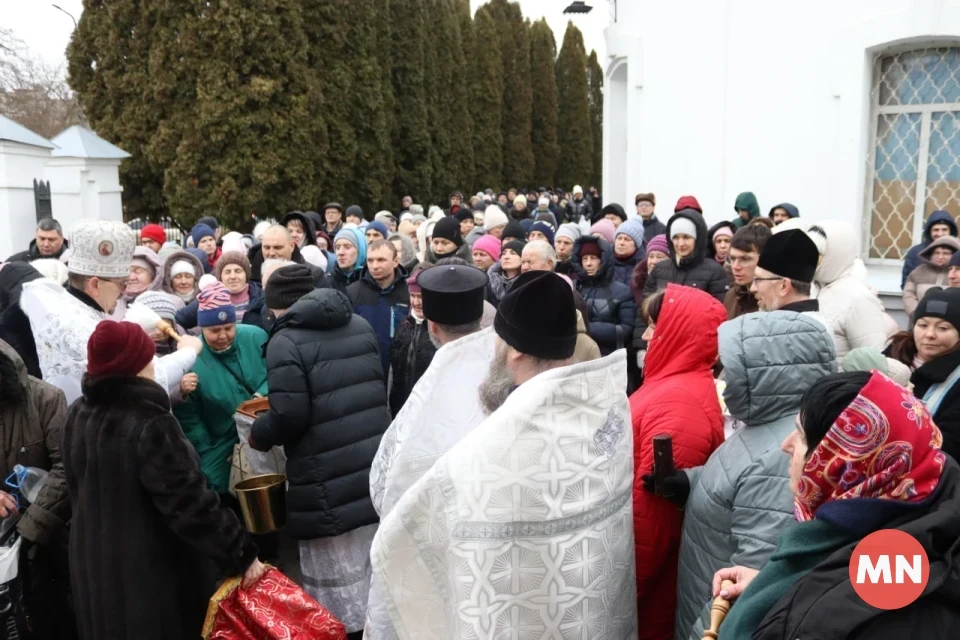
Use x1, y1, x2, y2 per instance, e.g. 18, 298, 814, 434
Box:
484, 206, 509, 231
170, 260, 195, 278
670, 217, 698, 240
67, 220, 136, 278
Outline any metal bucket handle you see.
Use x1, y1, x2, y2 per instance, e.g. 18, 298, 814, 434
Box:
233, 442, 282, 481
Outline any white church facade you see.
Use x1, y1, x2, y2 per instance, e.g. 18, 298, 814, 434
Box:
602, 0, 960, 314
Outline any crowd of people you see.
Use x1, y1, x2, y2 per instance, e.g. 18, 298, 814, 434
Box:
0, 183, 958, 639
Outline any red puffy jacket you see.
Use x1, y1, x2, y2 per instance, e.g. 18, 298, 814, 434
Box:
629, 283, 726, 640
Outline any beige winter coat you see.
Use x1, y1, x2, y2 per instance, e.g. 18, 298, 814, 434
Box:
574, 311, 601, 362
903, 235, 960, 316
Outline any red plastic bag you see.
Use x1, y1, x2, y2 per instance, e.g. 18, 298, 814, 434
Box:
202, 567, 346, 640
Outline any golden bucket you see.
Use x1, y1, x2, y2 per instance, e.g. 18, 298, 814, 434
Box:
233, 441, 286, 534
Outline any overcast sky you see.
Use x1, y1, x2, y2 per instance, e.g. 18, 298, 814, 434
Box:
4, 0, 607, 71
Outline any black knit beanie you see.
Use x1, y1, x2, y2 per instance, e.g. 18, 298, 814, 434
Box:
432, 216, 463, 247
502, 220, 526, 244
913, 286, 960, 329
265, 264, 315, 310
502, 239, 526, 257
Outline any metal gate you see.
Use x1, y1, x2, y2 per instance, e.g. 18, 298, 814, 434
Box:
34, 179, 52, 221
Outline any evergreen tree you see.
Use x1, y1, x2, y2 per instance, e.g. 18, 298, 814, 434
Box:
163, 0, 325, 228
389, 0, 433, 203
469, 6, 504, 190
456, 0, 477, 190
486, 0, 534, 189
445, 0, 475, 194
302, 0, 357, 204
373, 0, 395, 210
344, 0, 392, 214
554, 21, 593, 189
422, 0, 443, 204
528, 19, 560, 188
67, 1, 167, 220
587, 50, 604, 189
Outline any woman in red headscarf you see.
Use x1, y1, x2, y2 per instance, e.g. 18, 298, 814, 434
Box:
712, 371, 960, 640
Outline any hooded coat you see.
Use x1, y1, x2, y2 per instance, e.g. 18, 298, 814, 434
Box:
636, 209, 729, 349
251, 289, 390, 539
327, 229, 368, 292
813, 220, 887, 362
281, 211, 318, 248
161, 249, 205, 305
675, 312, 837, 640
572, 237, 637, 355
768, 202, 800, 221
903, 235, 960, 315
628, 285, 726, 640
0, 341, 69, 546
123, 246, 165, 302
346, 268, 410, 377
63, 374, 257, 640
0, 262, 44, 378
731, 191, 761, 229
902, 210, 958, 288
751, 459, 960, 640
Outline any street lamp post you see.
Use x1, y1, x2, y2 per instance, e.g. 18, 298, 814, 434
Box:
51, 4, 78, 29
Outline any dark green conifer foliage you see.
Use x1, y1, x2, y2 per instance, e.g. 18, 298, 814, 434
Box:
555, 21, 594, 188
529, 19, 560, 188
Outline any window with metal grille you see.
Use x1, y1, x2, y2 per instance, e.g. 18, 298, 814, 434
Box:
866, 47, 960, 261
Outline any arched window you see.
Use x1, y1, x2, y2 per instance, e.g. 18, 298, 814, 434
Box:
866, 47, 960, 261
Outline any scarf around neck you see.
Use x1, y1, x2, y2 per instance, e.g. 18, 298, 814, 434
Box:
794, 371, 946, 521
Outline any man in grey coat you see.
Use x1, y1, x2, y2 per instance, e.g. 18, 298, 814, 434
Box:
658, 311, 836, 640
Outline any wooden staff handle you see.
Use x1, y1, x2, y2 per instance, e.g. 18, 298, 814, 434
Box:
155, 319, 182, 343
652, 434, 675, 497
701, 579, 734, 640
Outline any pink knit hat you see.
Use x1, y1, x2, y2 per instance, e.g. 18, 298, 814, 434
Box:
472, 235, 502, 261
197, 281, 235, 327
589, 219, 617, 244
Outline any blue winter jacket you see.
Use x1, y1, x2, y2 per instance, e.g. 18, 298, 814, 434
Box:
902, 210, 958, 288
346, 268, 410, 376
572, 236, 637, 355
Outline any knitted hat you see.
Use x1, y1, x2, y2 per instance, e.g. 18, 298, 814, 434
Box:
950, 251, 960, 267
494, 271, 576, 360
406, 268, 424, 294
454, 208, 475, 224
135, 290, 178, 322
712, 225, 734, 241
265, 264, 315, 310
140, 223, 166, 246
366, 220, 390, 240
538, 196, 550, 207
484, 206, 509, 231
68, 220, 137, 278
345, 204, 364, 221
529, 221, 555, 244
87, 320, 156, 377
519, 219, 534, 233
514, 194, 528, 207
215, 251, 252, 281
635, 193, 656, 206
670, 217, 698, 240
674, 195, 703, 213
600, 204, 628, 224
197, 281, 236, 327
190, 223, 216, 247
646, 234, 669, 255
502, 239, 526, 257
580, 239, 603, 259
300, 245, 328, 271
913, 287, 960, 329
432, 216, 463, 247
472, 235, 502, 261
757, 228, 819, 283
197, 216, 220, 230
615, 219, 646, 251
589, 219, 617, 244
556, 223, 582, 242
573, 185, 583, 195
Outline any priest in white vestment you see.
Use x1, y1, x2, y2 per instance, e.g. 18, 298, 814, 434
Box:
365, 271, 638, 639
370, 263, 494, 519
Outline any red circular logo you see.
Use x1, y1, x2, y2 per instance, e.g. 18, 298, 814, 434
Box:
849, 529, 928, 609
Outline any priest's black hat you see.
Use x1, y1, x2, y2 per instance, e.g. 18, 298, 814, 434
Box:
419, 264, 487, 325
757, 228, 819, 283
494, 271, 577, 360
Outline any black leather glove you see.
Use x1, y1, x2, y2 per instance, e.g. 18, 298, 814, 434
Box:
641, 470, 690, 507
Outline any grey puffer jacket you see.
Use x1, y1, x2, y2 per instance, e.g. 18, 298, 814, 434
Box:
675, 311, 837, 640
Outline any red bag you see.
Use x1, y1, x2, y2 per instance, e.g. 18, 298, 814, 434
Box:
202, 567, 346, 640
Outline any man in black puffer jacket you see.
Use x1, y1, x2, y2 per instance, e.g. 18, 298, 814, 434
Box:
634, 207, 729, 351
250, 266, 390, 636
0, 262, 45, 378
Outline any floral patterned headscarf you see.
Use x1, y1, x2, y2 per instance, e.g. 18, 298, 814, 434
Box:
795, 371, 947, 521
